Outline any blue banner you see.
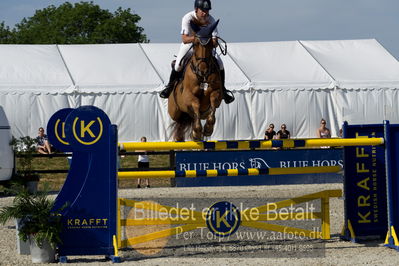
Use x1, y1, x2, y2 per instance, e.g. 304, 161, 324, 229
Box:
385, 123, 399, 248
175, 148, 343, 187
47, 106, 118, 258
342, 123, 387, 241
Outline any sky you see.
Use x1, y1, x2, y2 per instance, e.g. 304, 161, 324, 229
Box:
0, 0, 398, 60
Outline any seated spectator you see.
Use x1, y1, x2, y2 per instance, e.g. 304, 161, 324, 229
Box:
276, 124, 290, 139
264, 123, 276, 140
316, 119, 331, 138
36, 127, 52, 154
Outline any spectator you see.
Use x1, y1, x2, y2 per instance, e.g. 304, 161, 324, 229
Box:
264, 123, 276, 140
36, 127, 52, 154
276, 124, 290, 139
316, 119, 331, 138
137, 136, 150, 188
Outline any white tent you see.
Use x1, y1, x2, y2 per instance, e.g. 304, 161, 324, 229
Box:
1, 39, 399, 142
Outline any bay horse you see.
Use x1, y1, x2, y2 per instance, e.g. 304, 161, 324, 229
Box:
168, 20, 223, 141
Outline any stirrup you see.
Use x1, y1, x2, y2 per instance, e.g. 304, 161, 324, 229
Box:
224, 90, 235, 104
160, 86, 172, 98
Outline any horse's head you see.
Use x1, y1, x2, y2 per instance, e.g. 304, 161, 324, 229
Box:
190, 19, 219, 58
189, 19, 219, 82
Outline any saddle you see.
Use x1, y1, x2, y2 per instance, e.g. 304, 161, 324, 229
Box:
171, 54, 191, 81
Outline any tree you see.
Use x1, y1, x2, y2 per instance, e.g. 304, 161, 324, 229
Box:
11, 1, 148, 44
0, 22, 14, 43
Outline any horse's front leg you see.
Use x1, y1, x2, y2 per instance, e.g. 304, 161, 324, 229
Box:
203, 90, 221, 137
190, 98, 203, 141
203, 107, 216, 137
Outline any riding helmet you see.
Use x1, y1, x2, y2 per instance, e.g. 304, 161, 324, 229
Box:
194, 0, 212, 11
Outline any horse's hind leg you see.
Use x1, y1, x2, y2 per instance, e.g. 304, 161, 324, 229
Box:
168, 86, 186, 141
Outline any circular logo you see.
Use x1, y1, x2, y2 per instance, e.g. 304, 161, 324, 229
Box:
71, 116, 103, 145
206, 201, 241, 237
64, 106, 111, 151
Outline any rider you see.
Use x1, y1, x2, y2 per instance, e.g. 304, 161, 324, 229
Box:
159, 0, 234, 104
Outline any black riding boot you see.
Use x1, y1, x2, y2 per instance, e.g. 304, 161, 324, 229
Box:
160, 68, 179, 98
220, 70, 235, 104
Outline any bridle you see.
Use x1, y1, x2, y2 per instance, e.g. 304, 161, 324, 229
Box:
190, 35, 220, 84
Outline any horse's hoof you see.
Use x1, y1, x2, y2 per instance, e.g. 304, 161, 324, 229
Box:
203, 126, 213, 137
192, 133, 203, 141
203, 131, 212, 137
193, 136, 202, 141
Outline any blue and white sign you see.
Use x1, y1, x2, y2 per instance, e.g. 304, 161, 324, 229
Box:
175, 148, 343, 186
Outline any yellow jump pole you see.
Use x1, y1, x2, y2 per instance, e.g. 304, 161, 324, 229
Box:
118, 166, 342, 179
116, 198, 122, 248
119, 138, 384, 151
321, 191, 331, 240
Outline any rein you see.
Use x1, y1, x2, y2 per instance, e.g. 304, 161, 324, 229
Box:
216, 36, 227, 56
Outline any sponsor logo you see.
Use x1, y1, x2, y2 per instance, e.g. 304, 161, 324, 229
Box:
66, 218, 108, 229
249, 158, 271, 168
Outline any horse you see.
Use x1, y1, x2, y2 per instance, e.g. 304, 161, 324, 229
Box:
168, 20, 223, 141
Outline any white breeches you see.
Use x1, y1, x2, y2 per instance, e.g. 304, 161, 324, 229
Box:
174, 42, 224, 72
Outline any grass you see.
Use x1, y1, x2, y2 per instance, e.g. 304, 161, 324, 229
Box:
15, 154, 172, 192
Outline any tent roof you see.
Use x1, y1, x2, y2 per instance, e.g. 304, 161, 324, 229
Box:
302, 39, 399, 88
227, 41, 335, 89
59, 43, 163, 92
0, 39, 398, 93
0, 45, 73, 92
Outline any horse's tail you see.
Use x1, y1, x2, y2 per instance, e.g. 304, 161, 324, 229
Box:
171, 112, 193, 141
